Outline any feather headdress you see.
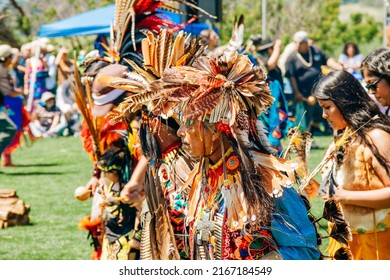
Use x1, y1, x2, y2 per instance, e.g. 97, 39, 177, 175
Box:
108, 0, 215, 64
160, 49, 274, 126
96, 29, 204, 124
146, 15, 273, 125
70, 59, 103, 161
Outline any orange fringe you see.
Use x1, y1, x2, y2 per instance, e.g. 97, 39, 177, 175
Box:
78, 215, 101, 231
80, 117, 128, 161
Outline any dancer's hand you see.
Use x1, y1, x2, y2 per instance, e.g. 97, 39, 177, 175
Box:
302, 179, 320, 198
333, 187, 348, 203
85, 176, 99, 195
295, 91, 306, 103
120, 182, 145, 205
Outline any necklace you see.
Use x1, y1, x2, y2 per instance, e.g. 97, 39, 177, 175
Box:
296, 47, 313, 68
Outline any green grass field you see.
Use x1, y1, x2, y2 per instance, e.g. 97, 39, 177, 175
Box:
0, 136, 93, 259
0, 135, 333, 260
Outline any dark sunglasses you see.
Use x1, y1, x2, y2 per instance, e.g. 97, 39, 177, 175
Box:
365, 78, 382, 91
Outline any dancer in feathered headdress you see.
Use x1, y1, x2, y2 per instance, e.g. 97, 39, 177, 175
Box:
81, 0, 214, 260
73, 54, 133, 260
74, 0, 211, 260
141, 21, 320, 259
96, 28, 205, 259
98, 14, 319, 260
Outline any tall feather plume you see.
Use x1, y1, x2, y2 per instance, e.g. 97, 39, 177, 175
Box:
112, 0, 135, 58
282, 127, 312, 177
208, 14, 245, 61
229, 14, 245, 51
169, 31, 186, 66
110, 0, 216, 60
70, 57, 102, 160
98, 29, 203, 123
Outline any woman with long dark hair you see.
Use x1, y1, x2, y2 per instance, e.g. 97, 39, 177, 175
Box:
312, 70, 390, 260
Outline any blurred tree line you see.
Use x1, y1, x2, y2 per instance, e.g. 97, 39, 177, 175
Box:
357, 0, 383, 6
216, 0, 383, 57
0, 0, 112, 49
0, 0, 384, 57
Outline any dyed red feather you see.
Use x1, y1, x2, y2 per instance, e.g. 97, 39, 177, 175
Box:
134, 0, 162, 15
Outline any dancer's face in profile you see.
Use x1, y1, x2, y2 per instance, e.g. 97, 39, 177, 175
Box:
362, 68, 390, 107
317, 99, 348, 131
177, 119, 217, 158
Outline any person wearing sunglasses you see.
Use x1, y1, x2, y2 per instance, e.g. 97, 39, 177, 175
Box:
365, 78, 382, 92
361, 48, 390, 116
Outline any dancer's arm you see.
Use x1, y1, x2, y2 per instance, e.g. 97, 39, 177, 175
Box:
120, 155, 148, 204
335, 129, 390, 209
334, 188, 390, 209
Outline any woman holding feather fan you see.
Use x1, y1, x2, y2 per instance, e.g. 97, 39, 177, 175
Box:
311, 70, 390, 260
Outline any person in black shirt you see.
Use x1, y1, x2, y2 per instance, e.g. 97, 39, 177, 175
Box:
285, 31, 342, 135
244, 35, 293, 153
254, 37, 284, 92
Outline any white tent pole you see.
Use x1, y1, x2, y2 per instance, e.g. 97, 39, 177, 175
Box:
26, 41, 41, 112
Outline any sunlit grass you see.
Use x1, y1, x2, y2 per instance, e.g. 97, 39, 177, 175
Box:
0, 136, 93, 259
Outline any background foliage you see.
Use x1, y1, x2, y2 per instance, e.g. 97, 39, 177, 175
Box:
0, 0, 385, 58
216, 0, 383, 58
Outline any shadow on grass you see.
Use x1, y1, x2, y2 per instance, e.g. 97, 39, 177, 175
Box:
4, 172, 64, 176
14, 163, 60, 167
6, 223, 36, 228
310, 147, 326, 151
